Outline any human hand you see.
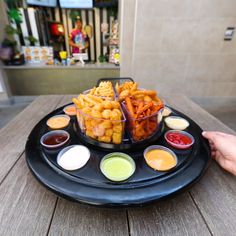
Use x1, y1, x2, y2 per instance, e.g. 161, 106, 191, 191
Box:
202, 131, 236, 176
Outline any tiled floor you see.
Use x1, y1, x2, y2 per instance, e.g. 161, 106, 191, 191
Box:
0, 95, 235, 131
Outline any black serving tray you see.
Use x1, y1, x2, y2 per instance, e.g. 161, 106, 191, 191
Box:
25, 104, 211, 207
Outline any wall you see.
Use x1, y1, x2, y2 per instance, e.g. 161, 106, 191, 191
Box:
5, 67, 119, 95
0, 1, 8, 93
0, 71, 4, 92
120, 0, 236, 97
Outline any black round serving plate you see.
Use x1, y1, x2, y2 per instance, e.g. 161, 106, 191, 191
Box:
25, 104, 211, 207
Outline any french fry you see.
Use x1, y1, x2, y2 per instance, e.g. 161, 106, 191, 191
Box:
125, 96, 135, 117
73, 80, 163, 143
131, 90, 157, 97
87, 94, 103, 103
123, 94, 163, 141
73, 90, 123, 144
136, 101, 144, 114
89, 81, 114, 99
137, 102, 153, 115
116, 82, 138, 100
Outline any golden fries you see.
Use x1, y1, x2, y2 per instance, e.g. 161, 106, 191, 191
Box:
73, 80, 163, 144
73, 93, 124, 144
89, 81, 114, 99
116, 82, 138, 101
116, 82, 161, 104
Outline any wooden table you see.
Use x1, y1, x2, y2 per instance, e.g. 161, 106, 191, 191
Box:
1, 95, 236, 236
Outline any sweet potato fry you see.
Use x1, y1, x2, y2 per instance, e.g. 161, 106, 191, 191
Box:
137, 102, 153, 115
137, 101, 144, 114
131, 90, 157, 97
125, 96, 135, 117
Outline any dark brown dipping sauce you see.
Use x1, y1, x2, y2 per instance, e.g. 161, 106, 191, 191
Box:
44, 134, 68, 146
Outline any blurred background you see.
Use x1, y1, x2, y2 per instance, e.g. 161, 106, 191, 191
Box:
0, 0, 235, 130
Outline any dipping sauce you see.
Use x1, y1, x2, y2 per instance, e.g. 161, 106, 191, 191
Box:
165, 130, 194, 149
40, 130, 70, 149
162, 107, 172, 117
63, 105, 76, 116
165, 116, 189, 130
100, 153, 136, 182
57, 145, 90, 171
47, 115, 70, 129
144, 145, 177, 171
44, 134, 68, 145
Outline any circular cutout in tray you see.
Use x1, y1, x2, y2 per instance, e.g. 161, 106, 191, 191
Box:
25, 104, 211, 207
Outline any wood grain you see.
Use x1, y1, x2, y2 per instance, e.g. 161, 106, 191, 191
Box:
0, 95, 80, 235
0, 95, 63, 183
165, 94, 236, 236
0, 96, 63, 235
128, 193, 211, 236
48, 199, 129, 236
0, 154, 57, 236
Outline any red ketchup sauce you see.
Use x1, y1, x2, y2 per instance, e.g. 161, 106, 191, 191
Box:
44, 134, 68, 146
166, 132, 192, 145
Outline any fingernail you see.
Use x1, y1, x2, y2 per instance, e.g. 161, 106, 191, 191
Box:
202, 131, 206, 136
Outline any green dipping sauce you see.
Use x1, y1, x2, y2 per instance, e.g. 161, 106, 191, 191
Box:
100, 153, 135, 182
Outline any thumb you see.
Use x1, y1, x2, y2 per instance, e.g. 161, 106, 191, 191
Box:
202, 131, 218, 143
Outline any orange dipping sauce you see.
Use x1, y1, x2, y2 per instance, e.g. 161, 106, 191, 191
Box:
64, 105, 76, 116
145, 149, 177, 171
47, 115, 70, 129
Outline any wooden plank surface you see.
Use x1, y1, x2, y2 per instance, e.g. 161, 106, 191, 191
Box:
0, 95, 63, 183
0, 154, 57, 236
0, 95, 64, 235
48, 199, 129, 236
128, 193, 211, 236
164, 94, 236, 236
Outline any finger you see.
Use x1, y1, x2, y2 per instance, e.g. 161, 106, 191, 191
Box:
203, 132, 217, 147
208, 140, 216, 149
213, 132, 229, 137
214, 153, 221, 164
214, 150, 224, 163
202, 131, 218, 140
202, 131, 229, 139
208, 140, 215, 147
202, 131, 224, 147
211, 150, 216, 158
210, 146, 217, 151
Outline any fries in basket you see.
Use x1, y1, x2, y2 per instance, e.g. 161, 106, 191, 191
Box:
73, 94, 124, 144
115, 81, 138, 101
122, 89, 164, 142
89, 81, 115, 99
73, 80, 164, 144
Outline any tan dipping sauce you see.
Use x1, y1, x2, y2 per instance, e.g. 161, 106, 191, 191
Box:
165, 116, 189, 130
145, 149, 177, 171
47, 116, 70, 129
162, 107, 172, 117
64, 105, 76, 116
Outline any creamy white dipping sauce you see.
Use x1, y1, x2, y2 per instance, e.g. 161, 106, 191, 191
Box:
165, 116, 189, 130
162, 107, 172, 117
57, 145, 90, 170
